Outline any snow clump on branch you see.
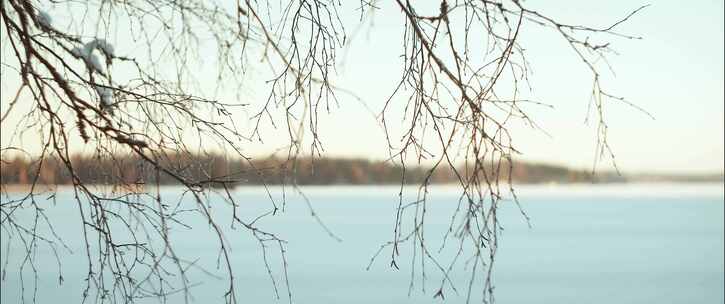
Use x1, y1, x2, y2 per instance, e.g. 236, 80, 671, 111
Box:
36, 10, 52, 31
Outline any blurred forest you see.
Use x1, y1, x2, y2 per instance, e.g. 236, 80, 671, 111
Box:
0, 153, 639, 187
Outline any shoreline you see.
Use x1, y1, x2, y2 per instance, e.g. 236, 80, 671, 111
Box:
2, 181, 723, 194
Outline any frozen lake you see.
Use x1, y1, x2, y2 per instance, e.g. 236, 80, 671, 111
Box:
1, 183, 723, 303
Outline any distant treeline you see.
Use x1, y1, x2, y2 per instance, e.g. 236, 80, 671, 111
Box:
0, 153, 636, 186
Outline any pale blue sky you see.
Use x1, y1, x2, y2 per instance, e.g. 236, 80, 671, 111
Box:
1, 1, 723, 174
301, 0, 724, 174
